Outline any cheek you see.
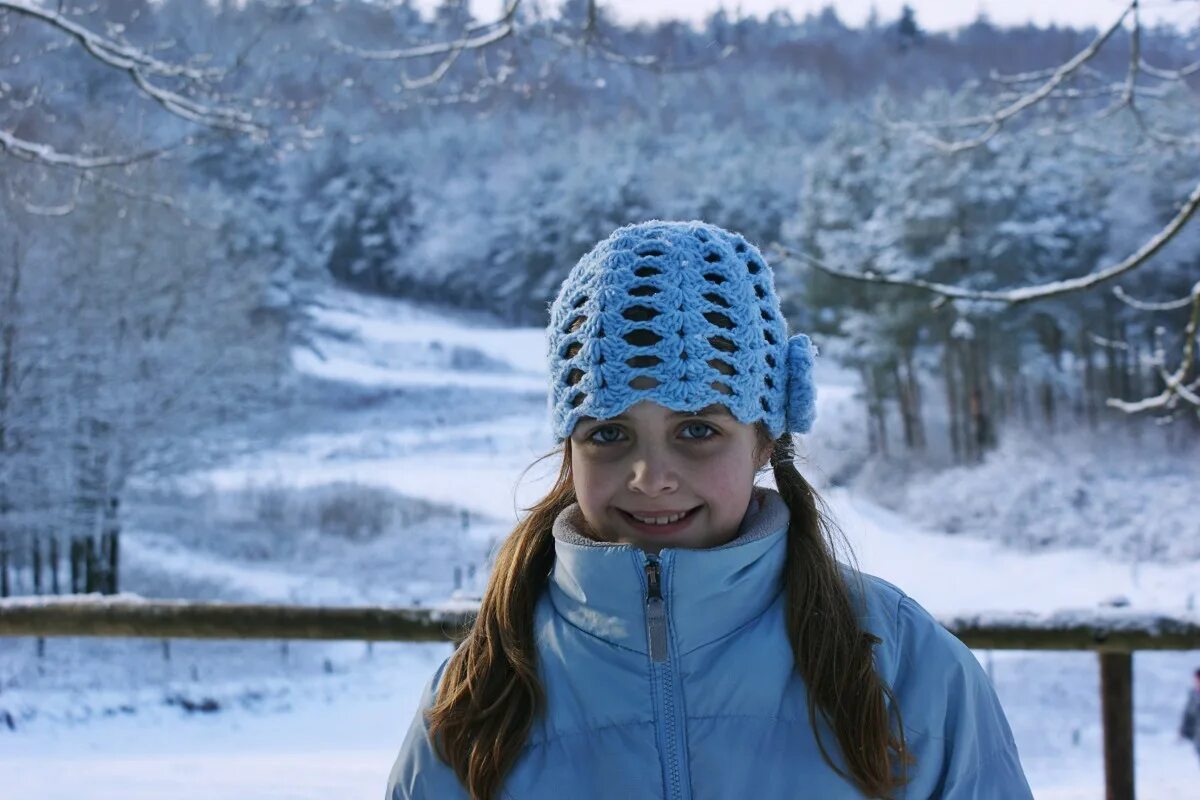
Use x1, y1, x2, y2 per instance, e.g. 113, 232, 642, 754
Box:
694, 444, 758, 501
702, 468, 753, 507
570, 452, 615, 509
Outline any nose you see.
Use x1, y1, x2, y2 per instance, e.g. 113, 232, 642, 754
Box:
627, 449, 678, 496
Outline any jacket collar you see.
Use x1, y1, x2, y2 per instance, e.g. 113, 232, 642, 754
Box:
547, 487, 790, 656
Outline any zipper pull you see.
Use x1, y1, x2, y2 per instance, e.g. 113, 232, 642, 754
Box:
645, 557, 668, 663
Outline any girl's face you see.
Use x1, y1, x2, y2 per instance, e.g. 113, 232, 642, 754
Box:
568, 400, 770, 555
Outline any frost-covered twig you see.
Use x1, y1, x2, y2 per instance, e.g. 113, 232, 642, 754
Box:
1089, 333, 1132, 351
537, 26, 735, 72
0, 0, 223, 80
773, 173, 1200, 306
891, 1, 1200, 152
0, 0, 262, 136
1106, 280, 1200, 413
338, 0, 732, 104
326, 0, 520, 61
6, 173, 82, 216
534, 0, 736, 73
1138, 57, 1200, 81
884, 2, 1133, 153
1113, 285, 1195, 312
0, 129, 171, 168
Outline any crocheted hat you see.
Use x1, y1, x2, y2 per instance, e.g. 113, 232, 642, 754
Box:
547, 220, 817, 442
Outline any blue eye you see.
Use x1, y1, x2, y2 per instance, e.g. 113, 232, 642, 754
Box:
681, 422, 717, 440
587, 425, 625, 445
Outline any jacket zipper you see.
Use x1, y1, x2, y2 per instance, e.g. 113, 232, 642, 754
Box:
644, 554, 689, 799
645, 557, 669, 663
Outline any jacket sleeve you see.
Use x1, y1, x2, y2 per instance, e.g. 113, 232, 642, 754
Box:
1183, 692, 1198, 740
385, 656, 470, 800
889, 595, 1034, 800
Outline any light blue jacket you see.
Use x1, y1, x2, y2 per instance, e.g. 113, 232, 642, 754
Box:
388, 488, 1033, 799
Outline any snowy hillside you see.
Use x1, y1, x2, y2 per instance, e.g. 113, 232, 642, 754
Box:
2, 284, 1198, 799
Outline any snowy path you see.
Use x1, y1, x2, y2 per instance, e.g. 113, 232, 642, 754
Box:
836, 488, 1196, 617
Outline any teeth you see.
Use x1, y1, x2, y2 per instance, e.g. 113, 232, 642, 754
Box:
632, 510, 687, 525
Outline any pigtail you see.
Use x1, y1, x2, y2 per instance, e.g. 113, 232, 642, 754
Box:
425, 447, 575, 800
770, 432, 913, 798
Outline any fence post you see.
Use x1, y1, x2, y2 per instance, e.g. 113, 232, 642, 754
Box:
1099, 651, 1135, 800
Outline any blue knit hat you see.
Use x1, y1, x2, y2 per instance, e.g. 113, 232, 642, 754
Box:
547, 220, 816, 442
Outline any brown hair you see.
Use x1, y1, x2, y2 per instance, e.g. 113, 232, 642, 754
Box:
426, 427, 912, 799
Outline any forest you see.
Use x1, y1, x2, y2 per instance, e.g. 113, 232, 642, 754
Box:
1, 0, 1198, 557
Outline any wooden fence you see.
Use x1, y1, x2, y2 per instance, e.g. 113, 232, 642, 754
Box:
2, 597, 1198, 800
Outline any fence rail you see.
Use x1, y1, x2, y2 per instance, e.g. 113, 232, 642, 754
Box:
3, 596, 1198, 800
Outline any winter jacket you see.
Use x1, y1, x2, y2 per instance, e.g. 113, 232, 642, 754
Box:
1182, 687, 1200, 747
387, 487, 1033, 799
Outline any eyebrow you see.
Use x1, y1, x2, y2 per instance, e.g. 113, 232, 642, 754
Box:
582, 404, 730, 424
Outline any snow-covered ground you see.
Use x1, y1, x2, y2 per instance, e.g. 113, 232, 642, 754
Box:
2, 283, 1197, 799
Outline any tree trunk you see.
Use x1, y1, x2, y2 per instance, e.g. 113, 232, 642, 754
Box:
894, 360, 915, 451
901, 347, 926, 451
1040, 381, 1056, 431
1118, 320, 1132, 402
49, 537, 60, 594
105, 494, 120, 595
1081, 327, 1097, 431
977, 329, 997, 452
32, 536, 42, 595
0, 252, 20, 462
85, 536, 98, 594
862, 365, 889, 458
1104, 305, 1120, 405
943, 342, 962, 463
0, 534, 8, 598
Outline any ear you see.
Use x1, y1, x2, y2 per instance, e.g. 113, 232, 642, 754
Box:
753, 441, 772, 472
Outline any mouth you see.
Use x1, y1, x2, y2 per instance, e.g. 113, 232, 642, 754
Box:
618, 505, 702, 536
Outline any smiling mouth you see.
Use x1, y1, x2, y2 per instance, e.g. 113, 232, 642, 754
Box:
619, 506, 702, 527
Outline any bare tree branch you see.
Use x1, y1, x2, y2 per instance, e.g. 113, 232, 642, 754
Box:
397, 41, 468, 90
1138, 57, 1200, 81
1113, 285, 1196, 312
326, 0, 520, 61
0, 129, 174, 168
884, 2, 1134, 152
893, 1, 1200, 154
772, 172, 1200, 306
6, 173, 82, 216
332, 0, 734, 105
1089, 332, 1132, 351
533, 0, 736, 73
0, 0, 262, 135
1106, 280, 1200, 413
0, 0, 223, 80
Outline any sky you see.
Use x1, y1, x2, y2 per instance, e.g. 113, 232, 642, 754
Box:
443, 0, 1199, 32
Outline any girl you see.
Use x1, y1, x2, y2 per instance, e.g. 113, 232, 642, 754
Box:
387, 220, 1033, 799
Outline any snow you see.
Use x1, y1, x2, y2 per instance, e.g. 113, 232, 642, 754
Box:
2, 283, 1197, 799
0, 592, 150, 608
836, 487, 1198, 618
121, 533, 369, 605
854, 426, 1200, 563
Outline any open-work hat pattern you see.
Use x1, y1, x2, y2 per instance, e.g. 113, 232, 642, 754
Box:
547, 220, 817, 443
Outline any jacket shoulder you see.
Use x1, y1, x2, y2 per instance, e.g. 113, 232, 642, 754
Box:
839, 566, 907, 672
841, 568, 1034, 798
385, 655, 472, 800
